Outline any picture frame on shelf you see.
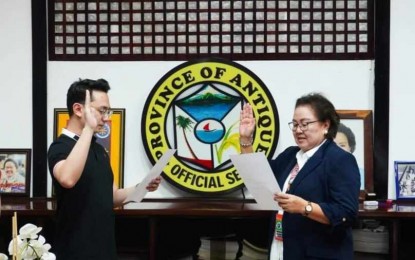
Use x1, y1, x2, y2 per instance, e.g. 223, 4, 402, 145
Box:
394, 161, 415, 200
53, 108, 125, 188
0, 149, 31, 196
335, 110, 374, 193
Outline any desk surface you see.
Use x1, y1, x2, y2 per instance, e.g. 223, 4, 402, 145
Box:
0, 198, 272, 217
2, 197, 415, 218
359, 203, 415, 218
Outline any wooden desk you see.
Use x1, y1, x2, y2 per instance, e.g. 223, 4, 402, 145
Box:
0, 197, 56, 216
0, 198, 272, 259
358, 202, 415, 260
2, 198, 414, 260
0, 197, 271, 216
119, 199, 273, 259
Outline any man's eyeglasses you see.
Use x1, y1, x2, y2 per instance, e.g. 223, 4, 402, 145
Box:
288, 120, 319, 131
96, 108, 113, 119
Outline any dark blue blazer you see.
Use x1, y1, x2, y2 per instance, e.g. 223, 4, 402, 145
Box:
269, 139, 360, 259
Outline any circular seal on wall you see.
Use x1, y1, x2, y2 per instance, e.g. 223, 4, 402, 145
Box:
96, 123, 111, 139
142, 58, 279, 195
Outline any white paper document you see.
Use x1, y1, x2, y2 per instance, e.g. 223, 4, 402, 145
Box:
124, 149, 176, 203
230, 152, 282, 210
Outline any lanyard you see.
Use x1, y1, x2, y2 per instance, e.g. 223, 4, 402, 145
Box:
274, 163, 299, 241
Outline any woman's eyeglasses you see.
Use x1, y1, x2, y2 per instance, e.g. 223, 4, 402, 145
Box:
288, 120, 319, 131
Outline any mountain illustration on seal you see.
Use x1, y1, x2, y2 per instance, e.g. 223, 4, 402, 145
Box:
174, 84, 241, 170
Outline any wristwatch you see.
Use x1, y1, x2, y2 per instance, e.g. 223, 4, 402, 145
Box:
304, 201, 313, 216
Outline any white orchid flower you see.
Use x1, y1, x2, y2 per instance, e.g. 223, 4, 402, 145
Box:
40, 252, 56, 260
20, 246, 38, 260
4, 223, 55, 260
7, 236, 24, 257
19, 224, 42, 240
27, 235, 52, 257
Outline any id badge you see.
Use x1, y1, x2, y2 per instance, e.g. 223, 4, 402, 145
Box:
274, 212, 283, 241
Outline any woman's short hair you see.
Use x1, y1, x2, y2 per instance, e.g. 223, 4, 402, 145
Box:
295, 92, 340, 139
337, 122, 357, 153
3, 158, 18, 169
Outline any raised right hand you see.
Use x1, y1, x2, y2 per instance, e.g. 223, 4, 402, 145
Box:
239, 103, 256, 139
83, 90, 99, 131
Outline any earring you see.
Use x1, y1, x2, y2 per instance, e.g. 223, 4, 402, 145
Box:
324, 129, 328, 135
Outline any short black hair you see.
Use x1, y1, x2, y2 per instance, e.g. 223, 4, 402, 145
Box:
295, 92, 340, 139
66, 78, 111, 116
3, 158, 18, 169
337, 122, 356, 153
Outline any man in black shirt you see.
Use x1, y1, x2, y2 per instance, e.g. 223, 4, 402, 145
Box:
48, 79, 161, 259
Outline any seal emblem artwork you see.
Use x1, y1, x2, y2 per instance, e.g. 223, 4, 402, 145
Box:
142, 59, 279, 194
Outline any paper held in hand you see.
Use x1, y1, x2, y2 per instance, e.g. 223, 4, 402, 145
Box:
230, 152, 282, 211
124, 149, 176, 203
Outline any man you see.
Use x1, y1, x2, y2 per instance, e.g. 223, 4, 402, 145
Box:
48, 78, 161, 259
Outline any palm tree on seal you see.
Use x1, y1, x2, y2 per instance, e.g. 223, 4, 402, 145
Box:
176, 115, 198, 159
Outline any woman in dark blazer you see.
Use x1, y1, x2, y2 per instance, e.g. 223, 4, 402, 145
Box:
239, 93, 360, 259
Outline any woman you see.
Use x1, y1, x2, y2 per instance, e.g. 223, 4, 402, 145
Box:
239, 93, 360, 259
335, 122, 365, 189
334, 123, 356, 153
1, 158, 25, 192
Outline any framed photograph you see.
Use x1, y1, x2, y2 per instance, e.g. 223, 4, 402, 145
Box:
394, 161, 415, 200
53, 108, 125, 188
335, 110, 373, 192
0, 149, 31, 196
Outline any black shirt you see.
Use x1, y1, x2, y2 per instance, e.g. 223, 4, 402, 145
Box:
48, 134, 117, 259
